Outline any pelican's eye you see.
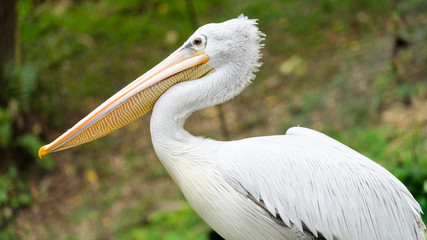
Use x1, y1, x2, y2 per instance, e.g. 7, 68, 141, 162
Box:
186, 35, 206, 52
193, 37, 202, 46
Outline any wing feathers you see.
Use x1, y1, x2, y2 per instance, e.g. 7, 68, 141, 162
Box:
218, 127, 425, 240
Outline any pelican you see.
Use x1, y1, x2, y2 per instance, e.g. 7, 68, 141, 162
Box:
39, 16, 425, 240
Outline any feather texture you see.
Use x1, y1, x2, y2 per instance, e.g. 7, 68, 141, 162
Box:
148, 16, 425, 240
218, 127, 425, 240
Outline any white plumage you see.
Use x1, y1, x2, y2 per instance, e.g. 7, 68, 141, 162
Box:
219, 127, 424, 239
40, 15, 426, 240
150, 16, 425, 240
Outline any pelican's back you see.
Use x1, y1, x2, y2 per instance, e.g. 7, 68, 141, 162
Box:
218, 127, 425, 240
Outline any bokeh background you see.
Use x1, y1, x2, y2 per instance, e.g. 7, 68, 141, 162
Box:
1, 0, 426, 239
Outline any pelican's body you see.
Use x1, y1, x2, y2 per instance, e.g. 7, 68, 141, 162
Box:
39, 16, 425, 239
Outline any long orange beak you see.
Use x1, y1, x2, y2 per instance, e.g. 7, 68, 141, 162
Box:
39, 48, 213, 158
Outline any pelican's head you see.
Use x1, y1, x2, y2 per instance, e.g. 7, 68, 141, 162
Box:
38, 15, 264, 157
192, 15, 264, 71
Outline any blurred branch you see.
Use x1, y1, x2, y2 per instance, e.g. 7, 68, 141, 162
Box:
184, 0, 230, 140
184, 0, 199, 30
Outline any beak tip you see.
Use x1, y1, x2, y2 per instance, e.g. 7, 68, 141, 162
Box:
38, 145, 49, 158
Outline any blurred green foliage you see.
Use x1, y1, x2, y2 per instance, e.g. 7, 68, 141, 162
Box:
118, 204, 209, 240
1, 62, 52, 165
0, 63, 54, 235
1, 0, 426, 239
0, 166, 31, 230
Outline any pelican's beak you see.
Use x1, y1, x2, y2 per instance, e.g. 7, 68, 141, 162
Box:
38, 48, 213, 158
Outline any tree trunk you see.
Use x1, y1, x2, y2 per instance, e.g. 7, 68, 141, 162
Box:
0, 0, 16, 68
0, 0, 16, 106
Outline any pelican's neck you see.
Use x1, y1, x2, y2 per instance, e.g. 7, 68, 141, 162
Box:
150, 77, 214, 147
150, 67, 247, 166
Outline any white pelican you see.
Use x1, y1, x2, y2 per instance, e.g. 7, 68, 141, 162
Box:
39, 15, 425, 240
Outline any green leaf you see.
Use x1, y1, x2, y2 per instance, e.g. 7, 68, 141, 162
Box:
19, 64, 39, 110
0, 109, 12, 148
17, 134, 55, 170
